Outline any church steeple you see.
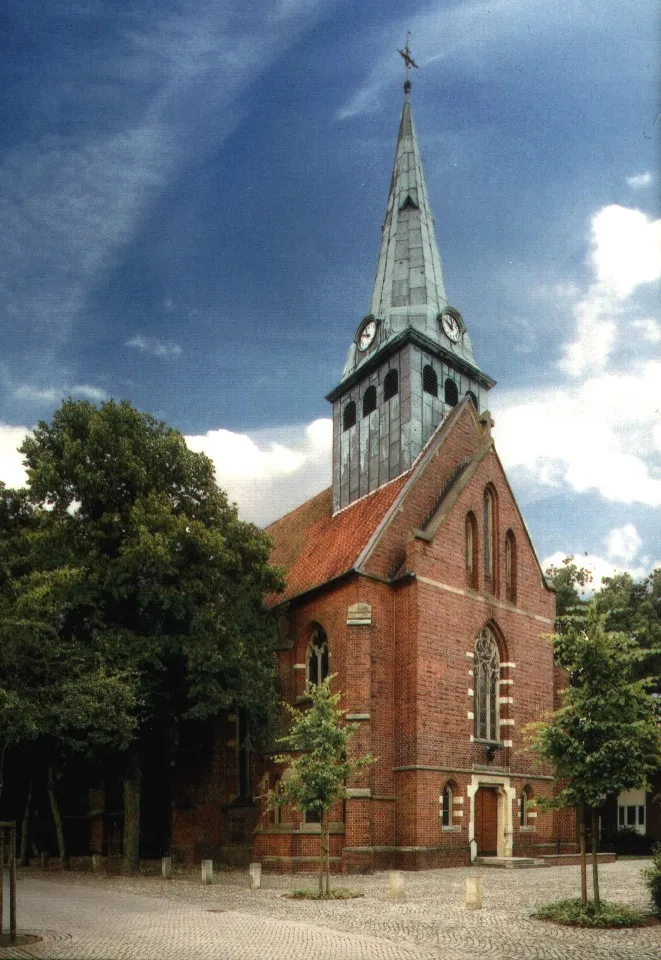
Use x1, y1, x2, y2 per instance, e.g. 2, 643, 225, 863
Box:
369, 95, 448, 325
328, 76, 495, 513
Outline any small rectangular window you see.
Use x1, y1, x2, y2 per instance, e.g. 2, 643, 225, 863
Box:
618, 806, 625, 826
627, 806, 636, 826
638, 805, 646, 825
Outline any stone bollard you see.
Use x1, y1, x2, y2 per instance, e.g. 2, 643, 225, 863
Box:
40, 852, 49, 870
465, 875, 482, 910
389, 871, 406, 903
162, 856, 172, 879
248, 863, 261, 890
201, 859, 213, 884
92, 855, 101, 873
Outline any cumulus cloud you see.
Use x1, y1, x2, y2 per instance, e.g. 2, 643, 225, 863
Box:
493, 362, 661, 506
126, 336, 182, 359
606, 523, 642, 563
561, 205, 661, 377
627, 172, 653, 189
0, 425, 29, 489
186, 418, 332, 525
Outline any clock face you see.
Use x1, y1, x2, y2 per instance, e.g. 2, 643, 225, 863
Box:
357, 319, 377, 352
441, 312, 461, 343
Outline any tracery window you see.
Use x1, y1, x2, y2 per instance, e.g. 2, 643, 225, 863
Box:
306, 626, 329, 687
423, 365, 438, 397
362, 385, 377, 417
505, 530, 517, 603
343, 401, 356, 431
474, 627, 500, 743
444, 378, 458, 406
465, 512, 478, 589
384, 369, 399, 401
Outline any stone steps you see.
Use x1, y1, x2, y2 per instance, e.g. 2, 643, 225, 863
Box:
474, 856, 548, 869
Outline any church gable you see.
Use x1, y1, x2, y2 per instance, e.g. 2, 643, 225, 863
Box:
357, 397, 488, 580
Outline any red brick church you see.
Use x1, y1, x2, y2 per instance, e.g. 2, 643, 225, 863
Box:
247, 83, 578, 871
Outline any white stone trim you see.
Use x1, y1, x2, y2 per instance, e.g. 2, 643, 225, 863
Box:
346, 788, 371, 798
417, 576, 553, 625
500, 662, 517, 669
468, 668, 474, 677
499, 697, 513, 705
500, 718, 515, 726
467, 688, 474, 697
454, 797, 464, 805
453, 809, 464, 818
293, 663, 307, 671
467, 775, 515, 862
467, 711, 474, 720
465, 651, 475, 659
500, 678, 513, 686
502, 739, 513, 748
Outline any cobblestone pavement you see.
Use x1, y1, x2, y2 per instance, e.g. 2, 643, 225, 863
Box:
0, 859, 658, 960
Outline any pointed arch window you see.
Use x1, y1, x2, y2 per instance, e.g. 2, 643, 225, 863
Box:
384, 369, 399, 402
520, 785, 533, 827
505, 530, 517, 604
306, 626, 328, 687
343, 401, 356, 431
444, 378, 458, 407
483, 486, 497, 593
466, 390, 478, 409
474, 627, 500, 743
362, 385, 377, 417
441, 784, 453, 827
423, 365, 438, 397
465, 512, 478, 589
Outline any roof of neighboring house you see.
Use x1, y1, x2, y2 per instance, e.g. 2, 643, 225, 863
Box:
266, 475, 409, 604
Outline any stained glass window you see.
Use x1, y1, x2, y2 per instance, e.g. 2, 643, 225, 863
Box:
474, 627, 499, 742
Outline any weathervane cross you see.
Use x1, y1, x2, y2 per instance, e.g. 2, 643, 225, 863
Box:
397, 32, 419, 95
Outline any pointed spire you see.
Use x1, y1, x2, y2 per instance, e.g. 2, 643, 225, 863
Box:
369, 94, 448, 323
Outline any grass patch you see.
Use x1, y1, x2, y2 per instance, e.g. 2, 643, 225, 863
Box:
532, 899, 649, 928
285, 887, 364, 900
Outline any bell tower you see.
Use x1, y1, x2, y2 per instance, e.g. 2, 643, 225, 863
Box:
327, 64, 495, 513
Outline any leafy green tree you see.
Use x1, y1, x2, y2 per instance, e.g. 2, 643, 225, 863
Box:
528, 605, 661, 909
18, 399, 283, 871
270, 676, 374, 896
594, 570, 661, 689
0, 482, 138, 864
545, 556, 592, 620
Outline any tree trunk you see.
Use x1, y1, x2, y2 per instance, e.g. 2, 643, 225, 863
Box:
20, 781, 32, 866
123, 746, 141, 874
0, 741, 9, 804
47, 765, 69, 870
324, 813, 330, 896
317, 810, 324, 897
578, 804, 587, 908
591, 807, 600, 910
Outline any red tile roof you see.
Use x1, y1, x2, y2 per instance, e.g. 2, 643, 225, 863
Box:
266, 476, 409, 604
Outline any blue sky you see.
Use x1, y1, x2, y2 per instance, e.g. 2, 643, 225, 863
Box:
1, 0, 659, 586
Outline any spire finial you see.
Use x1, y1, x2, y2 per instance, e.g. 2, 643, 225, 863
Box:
397, 32, 418, 97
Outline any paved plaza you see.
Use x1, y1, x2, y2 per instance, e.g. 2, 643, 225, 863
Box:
0, 859, 658, 960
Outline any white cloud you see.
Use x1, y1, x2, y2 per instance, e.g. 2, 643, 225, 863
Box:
627, 172, 653, 189
0, 425, 29, 490
15, 383, 107, 404
632, 318, 661, 342
185, 418, 332, 525
591, 205, 661, 298
560, 205, 661, 378
126, 336, 182, 359
606, 523, 642, 563
493, 361, 661, 506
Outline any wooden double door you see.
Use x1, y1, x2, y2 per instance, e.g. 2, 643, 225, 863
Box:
475, 787, 499, 856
